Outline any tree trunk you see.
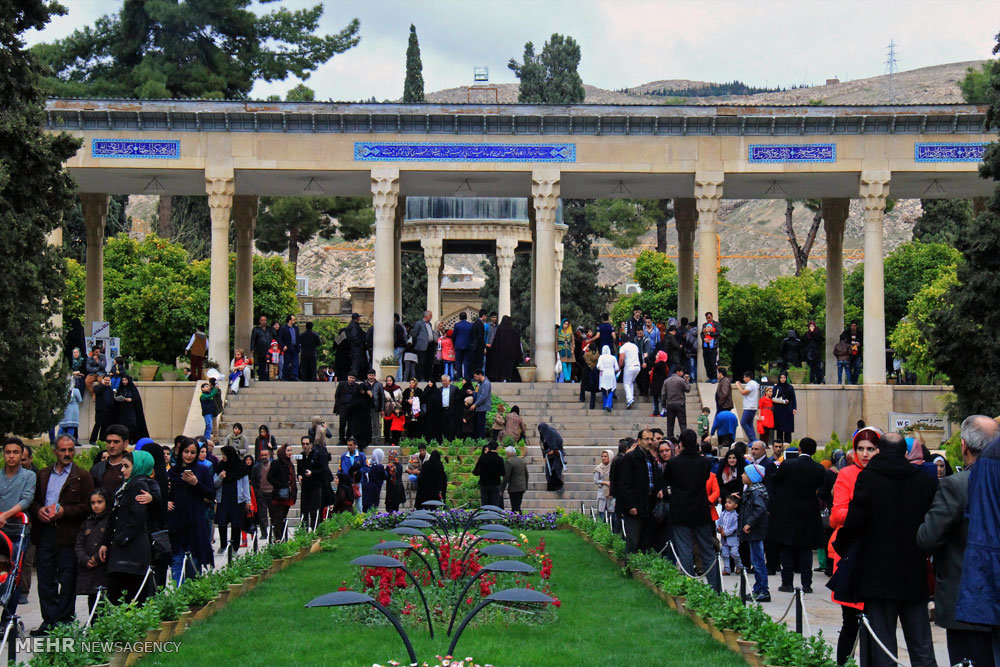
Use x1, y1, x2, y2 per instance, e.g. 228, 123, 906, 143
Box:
799, 209, 823, 271
784, 200, 805, 275
288, 225, 300, 276
157, 195, 173, 238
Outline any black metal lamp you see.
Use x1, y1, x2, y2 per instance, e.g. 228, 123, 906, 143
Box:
390, 526, 442, 573
398, 518, 447, 541
447, 588, 554, 655
458, 531, 519, 566
349, 555, 435, 638
474, 523, 513, 534
478, 544, 525, 558
306, 591, 417, 665
370, 541, 437, 580
446, 560, 536, 635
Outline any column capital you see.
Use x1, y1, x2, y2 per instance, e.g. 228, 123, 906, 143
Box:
674, 197, 698, 231
80, 193, 110, 218
694, 172, 724, 206
554, 241, 565, 274
531, 170, 560, 222
821, 197, 850, 223
205, 176, 235, 229
232, 195, 259, 225
371, 167, 400, 219
859, 172, 891, 208
495, 237, 517, 270
421, 236, 443, 264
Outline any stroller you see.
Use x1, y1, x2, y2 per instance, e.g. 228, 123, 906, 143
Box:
0, 513, 30, 660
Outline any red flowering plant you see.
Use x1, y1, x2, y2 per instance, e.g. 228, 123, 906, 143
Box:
336, 532, 560, 630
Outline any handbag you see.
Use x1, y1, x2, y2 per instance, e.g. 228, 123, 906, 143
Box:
150, 529, 172, 564
276, 487, 290, 500
353, 483, 362, 499
826, 540, 863, 603
651, 499, 670, 526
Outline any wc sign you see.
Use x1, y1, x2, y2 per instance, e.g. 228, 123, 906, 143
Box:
888, 412, 951, 437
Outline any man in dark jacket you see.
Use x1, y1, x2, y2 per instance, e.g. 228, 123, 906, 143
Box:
278, 315, 301, 381
250, 316, 270, 381
624, 307, 644, 344
299, 321, 321, 382
471, 310, 488, 376
836, 433, 937, 667
30, 435, 95, 634
664, 429, 721, 592
365, 370, 384, 446
802, 322, 824, 384
393, 313, 407, 368
660, 368, 691, 439
452, 312, 473, 380
473, 441, 505, 507
917, 415, 997, 667
344, 313, 366, 378
89, 375, 115, 444
608, 439, 632, 534
767, 438, 826, 593
715, 368, 734, 413
438, 375, 463, 441
333, 374, 359, 444
617, 429, 661, 554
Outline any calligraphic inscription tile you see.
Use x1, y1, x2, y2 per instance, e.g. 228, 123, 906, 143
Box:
748, 144, 836, 163
914, 142, 987, 163
92, 139, 180, 159
354, 142, 575, 163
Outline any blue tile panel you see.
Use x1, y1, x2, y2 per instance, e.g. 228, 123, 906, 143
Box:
748, 144, 836, 163
914, 142, 988, 162
354, 142, 576, 162
91, 139, 180, 159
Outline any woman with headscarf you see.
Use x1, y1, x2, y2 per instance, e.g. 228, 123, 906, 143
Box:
415, 450, 448, 507
166, 438, 215, 581
538, 423, 565, 493
486, 315, 520, 382
557, 319, 574, 383
69, 347, 86, 390
717, 450, 745, 499
596, 345, 620, 413
254, 425, 277, 459
649, 350, 669, 417
384, 450, 406, 512
308, 416, 332, 448
905, 439, 940, 481
932, 454, 953, 479
101, 450, 155, 603
362, 448, 387, 512
213, 445, 249, 555
421, 380, 442, 442
771, 372, 797, 444
402, 378, 423, 438
229, 349, 251, 393
594, 450, 614, 521
381, 376, 402, 441
112, 376, 149, 441
266, 445, 297, 541
828, 426, 882, 665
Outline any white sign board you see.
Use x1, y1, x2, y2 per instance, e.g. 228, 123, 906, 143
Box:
91, 321, 110, 338
888, 412, 951, 438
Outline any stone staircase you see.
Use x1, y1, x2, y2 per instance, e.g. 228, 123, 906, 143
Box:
220, 381, 704, 512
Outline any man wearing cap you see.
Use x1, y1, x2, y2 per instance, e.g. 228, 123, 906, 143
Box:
344, 313, 367, 378
768, 438, 826, 593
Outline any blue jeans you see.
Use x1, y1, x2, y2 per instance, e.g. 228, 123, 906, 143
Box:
443, 361, 453, 378
672, 524, 721, 592
454, 348, 469, 379
170, 551, 202, 584
474, 411, 487, 438
837, 360, 850, 384
394, 346, 405, 369
561, 362, 572, 382
688, 357, 697, 382
203, 414, 213, 441
740, 409, 757, 443
748, 539, 768, 595
849, 357, 861, 385
602, 388, 614, 410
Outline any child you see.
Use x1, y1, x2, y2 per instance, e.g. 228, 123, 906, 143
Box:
75, 489, 110, 614
739, 463, 770, 602
388, 405, 406, 445
697, 407, 711, 441
108, 356, 126, 390
716, 494, 743, 575
267, 340, 282, 380
199, 383, 217, 441
439, 330, 455, 378
225, 423, 249, 458
491, 403, 507, 443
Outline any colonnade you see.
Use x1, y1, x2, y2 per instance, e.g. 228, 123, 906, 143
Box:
75, 167, 892, 389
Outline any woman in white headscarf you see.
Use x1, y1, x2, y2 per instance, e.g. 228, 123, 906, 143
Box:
594, 449, 614, 521
361, 448, 387, 512
596, 345, 620, 412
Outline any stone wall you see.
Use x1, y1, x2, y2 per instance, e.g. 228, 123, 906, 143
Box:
79, 382, 195, 443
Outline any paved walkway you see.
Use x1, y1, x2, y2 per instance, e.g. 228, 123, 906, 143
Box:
719, 570, 950, 666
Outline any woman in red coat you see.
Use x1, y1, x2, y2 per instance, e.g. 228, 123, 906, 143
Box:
756, 386, 775, 446
828, 426, 882, 665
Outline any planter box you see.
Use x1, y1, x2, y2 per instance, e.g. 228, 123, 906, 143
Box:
138, 365, 159, 382
381, 365, 399, 379
191, 600, 216, 621
158, 620, 178, 641
174, 610, 193, 636
161, 371, 179, 381
228, 582, 244, 600
722, 628, 742, 653
518, 366, 536, 382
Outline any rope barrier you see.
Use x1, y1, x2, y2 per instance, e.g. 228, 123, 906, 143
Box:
178, 552, 190, 588
0, 617, 15, 662
86, 588, 103, 626
859, 614, 907, 667
666, 541, 720, 581
800, 592, 812, 636
774, 594, 796, 624
132, 566, 153, 603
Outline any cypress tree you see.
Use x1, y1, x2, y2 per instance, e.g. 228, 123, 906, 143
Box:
0, 1, 82, 434
402, 24, 425, 103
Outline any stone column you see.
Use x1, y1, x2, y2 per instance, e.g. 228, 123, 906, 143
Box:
532, 169, 560, 382
206, 174, 235, 368
495, 237, 517, 319
47, 226, 64, 366
860, 172, 890, 385
421, 237, 443, 323
528, 202, 537, 353
393, 196, 405, 318
233, 195, 258, 356
695, 173, 724, 381
371, 166, 400, 374
822, 198, 849, 384
81, 193, 109, 333
674, 197, 697, 323
554, 240, 565, 327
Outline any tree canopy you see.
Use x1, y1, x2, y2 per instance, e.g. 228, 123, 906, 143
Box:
508, 33, 585, 104
912, 198, 974, 245
33, 0, 360, 99
1, 0, 82, 435
402, 24, 425, 103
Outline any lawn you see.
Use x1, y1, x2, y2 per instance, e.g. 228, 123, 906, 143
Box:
144, 529, 745, 667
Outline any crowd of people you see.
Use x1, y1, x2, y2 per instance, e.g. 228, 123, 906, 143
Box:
583, 413, 1000, 667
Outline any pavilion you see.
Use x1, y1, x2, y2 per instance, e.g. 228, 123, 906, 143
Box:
46, 98, 996, 419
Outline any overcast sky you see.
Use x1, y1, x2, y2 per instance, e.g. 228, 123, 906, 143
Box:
25, 1, 1000, 101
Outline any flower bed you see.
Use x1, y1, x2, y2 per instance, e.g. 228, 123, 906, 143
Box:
360, 508, 559, 532
336, 531, 559, 631
28, 512, 357, 667
559, 512, 839, 667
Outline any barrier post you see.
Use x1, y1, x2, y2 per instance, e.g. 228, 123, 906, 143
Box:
794, 587, 803, 634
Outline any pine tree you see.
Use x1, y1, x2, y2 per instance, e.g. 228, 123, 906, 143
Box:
912, 199, 973, 245
402, 24, 425, 103
508, 35, 585, 104
0, 1, 82, 434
